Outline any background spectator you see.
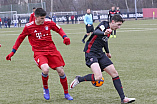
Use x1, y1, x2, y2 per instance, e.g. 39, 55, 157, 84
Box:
0, 17, 2, 28
7, 17, 11, 28
66, 15, 69, 24
52, 13, 56, 23
71, 15, 74, 24
75, 15, 78, 24
18, 16, 21, 27
4, 17, 7, 28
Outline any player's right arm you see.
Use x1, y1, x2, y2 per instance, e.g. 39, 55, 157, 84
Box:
29, 14, 33, 22
84, 14, 88, 25
6, 26, 29, 61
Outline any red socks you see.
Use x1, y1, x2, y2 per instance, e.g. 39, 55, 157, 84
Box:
42, 73, 68, 94
42, 73, 48, 89
60, 74, 68, 94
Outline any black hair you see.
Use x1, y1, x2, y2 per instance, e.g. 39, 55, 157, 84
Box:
111, 14, 125, 23
33, 7, 36, 9
35, 8, 46, 17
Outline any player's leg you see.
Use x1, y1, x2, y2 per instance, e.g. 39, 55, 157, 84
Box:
70, 62, 102, 89
114, 30, 116, 38
109, 17, 114, 38
82, 33, 90, 43
47, 51, 73, 100
79, 63, 102, 82
34, 55, 50, 100
82, 25, 90, 43
40, 63, 50, 100
55, 66, 73, 100
103, 65, 135, 103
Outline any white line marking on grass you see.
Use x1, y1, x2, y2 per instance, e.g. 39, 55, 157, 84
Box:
0, 30, 21, 33
0, 34, 19, 36
118, 28, 157, 32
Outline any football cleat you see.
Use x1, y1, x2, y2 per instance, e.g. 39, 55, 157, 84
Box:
43, 88, 50, 100
114, 35, 116, 38
110, 35, 113, 38
121, 97, 136, 103
82, 39, 85, 43
70, 76, 80, 90
64, 93, 73, 100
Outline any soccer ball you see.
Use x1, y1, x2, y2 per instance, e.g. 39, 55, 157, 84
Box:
91, 77, 104, 87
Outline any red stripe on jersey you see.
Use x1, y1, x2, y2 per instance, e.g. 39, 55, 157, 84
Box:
86, 35, 98, 53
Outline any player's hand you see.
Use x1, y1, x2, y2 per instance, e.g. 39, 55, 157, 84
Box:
63, 37, 70, 45
6, 52, 14, 61
88, 24, 91, 26
104, 29, 112, 35
106, 53, 111, 58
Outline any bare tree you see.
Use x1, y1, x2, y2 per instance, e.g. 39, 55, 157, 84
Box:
125, 0, 129, 12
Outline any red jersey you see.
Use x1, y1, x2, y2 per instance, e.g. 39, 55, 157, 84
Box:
29, 12, 35, 22
12, 19, 66, 52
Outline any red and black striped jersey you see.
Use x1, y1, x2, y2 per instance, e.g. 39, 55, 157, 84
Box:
84, 21, 111, 54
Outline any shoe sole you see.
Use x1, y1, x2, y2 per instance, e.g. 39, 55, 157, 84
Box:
122, 99, 135, 104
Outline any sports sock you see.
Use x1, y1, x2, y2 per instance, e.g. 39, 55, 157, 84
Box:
78, 74, 95, 82
42, 73, 49, 89
114, 30, 116, 35
60, 74, 68, 94
112, 76, 125, 101
82, 34, 88, 40
111, 31, 113, 35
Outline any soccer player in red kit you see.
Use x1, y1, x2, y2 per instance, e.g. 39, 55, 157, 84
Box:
29, 7, 36, 22
6, 8, 73, 101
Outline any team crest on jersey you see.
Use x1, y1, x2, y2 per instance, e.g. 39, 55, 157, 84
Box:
45, 26, 48, 30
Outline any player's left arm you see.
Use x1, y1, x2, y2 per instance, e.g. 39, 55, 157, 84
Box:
104, 41, 111, 58
93, 23, 112, 36
51, 21, 70, 45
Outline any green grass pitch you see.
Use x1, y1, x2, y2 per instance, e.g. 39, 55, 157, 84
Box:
0, 19, 157, 104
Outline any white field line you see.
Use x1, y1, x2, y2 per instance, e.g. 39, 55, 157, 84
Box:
125, 24, 157, 26
0, 30, 22, 33
118, 28, 157, 32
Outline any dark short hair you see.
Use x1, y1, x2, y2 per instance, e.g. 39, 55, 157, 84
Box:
33, 7, 36, 9
111, 14, 125, 23
35, 8, 46, 17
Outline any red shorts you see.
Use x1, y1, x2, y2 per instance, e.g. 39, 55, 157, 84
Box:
34, 51, 65, 69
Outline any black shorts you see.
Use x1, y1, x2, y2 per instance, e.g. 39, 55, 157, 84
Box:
85, 52, 113, 72
86, 24, 94, 33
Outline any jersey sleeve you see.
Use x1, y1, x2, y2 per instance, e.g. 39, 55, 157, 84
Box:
50, 21, 66, 38
93, 22, 106, 35
12, 26, 29, 51
29, 13, 34, 22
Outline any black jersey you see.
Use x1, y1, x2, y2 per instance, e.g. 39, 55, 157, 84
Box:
84, 21, 111, 56
108, 9, 116, 17
116, 9, 121, 15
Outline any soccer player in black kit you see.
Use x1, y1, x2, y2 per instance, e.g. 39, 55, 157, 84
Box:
70, 14, 136, 103
108, 6, 117, 38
